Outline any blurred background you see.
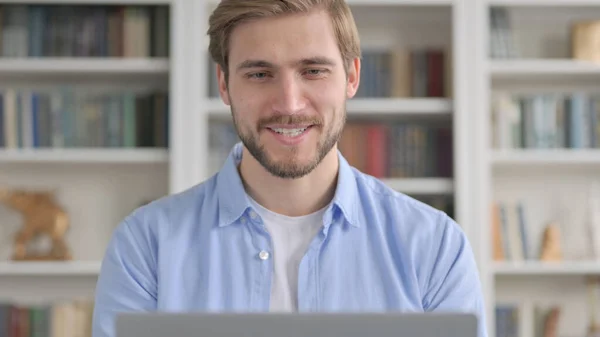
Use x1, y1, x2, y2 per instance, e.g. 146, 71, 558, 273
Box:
0, 0, 599, 336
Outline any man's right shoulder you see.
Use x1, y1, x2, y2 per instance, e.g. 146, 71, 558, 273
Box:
117, 173, 221, 237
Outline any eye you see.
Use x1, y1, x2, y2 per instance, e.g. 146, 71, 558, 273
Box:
247, 72, 269, 80
304, 68, 328, 78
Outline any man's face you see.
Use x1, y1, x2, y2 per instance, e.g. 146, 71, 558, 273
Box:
218, 9, 360, 179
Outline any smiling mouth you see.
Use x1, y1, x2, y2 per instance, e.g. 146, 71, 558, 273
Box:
267, 125, 313, 138
267, 126, 312, 137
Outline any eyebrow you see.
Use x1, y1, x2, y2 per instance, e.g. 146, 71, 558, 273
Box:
235, 57, 337, 72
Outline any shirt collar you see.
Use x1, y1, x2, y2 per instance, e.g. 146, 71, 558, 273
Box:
215, 142, 361, 229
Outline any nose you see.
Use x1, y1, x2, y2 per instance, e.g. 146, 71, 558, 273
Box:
272, 73, 307, 115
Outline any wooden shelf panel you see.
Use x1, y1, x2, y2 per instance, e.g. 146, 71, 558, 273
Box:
383, 178, 454, 194
0, 148, 169, 164
490, 60, 600, 78
346, 0, 454, 5
492, 150, 600, 165
0, 58, 169, 75
494, 261, 600, 275
206, 98, 452, 118
0, 261, 101, 276
488, 0, 600, 6
0, 0, 172, 4
206, 0, 455, 6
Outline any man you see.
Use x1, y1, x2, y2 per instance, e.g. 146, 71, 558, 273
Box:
92, 1, 487, 337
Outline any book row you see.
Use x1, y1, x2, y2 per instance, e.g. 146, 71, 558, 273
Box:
495, 304, 562, 337
492, 92, 600, 150
207, 48, 450, 99
489, 7, 518, 59
491, 201, 532, 262
0, 89, 169, 149
355, 48, 448, 99
208, 121, 453, 179
0, 4, 169, 58
0, 299, 94, 337
339, 122, 453, 179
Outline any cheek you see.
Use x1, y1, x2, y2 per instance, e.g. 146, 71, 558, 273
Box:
230, 84, 266, 115
310, 87, 344, 120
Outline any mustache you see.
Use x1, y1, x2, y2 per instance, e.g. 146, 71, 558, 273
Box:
258, 115, 323, 128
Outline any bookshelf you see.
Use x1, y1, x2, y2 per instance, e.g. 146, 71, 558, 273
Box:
0, 0, 200, 334
474, 0, 600, 337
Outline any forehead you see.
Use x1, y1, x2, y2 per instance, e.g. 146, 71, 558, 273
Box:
228, 9, 342, 67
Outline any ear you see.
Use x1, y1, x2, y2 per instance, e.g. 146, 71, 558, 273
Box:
217, 63, 231, 106
346, 57, 361, 99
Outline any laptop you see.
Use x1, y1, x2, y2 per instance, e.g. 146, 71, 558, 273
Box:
116, 312, 478, 337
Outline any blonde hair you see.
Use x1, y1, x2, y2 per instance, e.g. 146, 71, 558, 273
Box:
207, 0, 361, 81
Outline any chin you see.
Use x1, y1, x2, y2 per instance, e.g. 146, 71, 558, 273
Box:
240, 127, 337, 179
259, 144, 322, 179
266, 147, 317, 165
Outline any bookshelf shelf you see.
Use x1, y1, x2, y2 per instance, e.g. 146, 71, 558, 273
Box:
382, 178, 454, 194
487, 0, 600, 6
0, 58, 170, 76
494, 261, 600, 275
345, 0, 454, 5
489, 60, 600, 78
0, 148, 169, 164
206, 98, 453, 118
479, 1, 600, 336
0, 0, 171, 4
492, 150, 600, 166
0, 261, 101, 276
206, 0, 455, 6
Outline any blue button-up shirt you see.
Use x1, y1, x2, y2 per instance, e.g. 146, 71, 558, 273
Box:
92, 143, 488, 337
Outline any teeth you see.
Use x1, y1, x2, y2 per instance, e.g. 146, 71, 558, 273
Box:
271, 127, 307, 137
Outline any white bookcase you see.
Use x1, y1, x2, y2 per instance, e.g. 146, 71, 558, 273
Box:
473, 1, 600, 337
15, 0, 599, 336
0, 0, 206, 308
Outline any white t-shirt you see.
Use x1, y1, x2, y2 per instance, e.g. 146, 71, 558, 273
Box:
247, 195, 326, 312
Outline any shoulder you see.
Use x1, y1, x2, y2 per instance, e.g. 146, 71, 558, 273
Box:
351, 169, 465, 247
114, 173, 219, 241
351, 171, 480, 303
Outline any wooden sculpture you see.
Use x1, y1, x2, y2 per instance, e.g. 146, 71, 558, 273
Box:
543, 307, 560, 337
587, 277, 600, 337
0, 188, 72, 261
572, 20, 600, 63
540, 222, 562, 261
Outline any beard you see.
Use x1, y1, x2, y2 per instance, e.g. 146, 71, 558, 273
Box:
231, 103, 346, 179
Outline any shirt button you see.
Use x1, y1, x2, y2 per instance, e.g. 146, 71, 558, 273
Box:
249, 210, 258, 219
240, 217, 247, 224
258, 250, 270, 260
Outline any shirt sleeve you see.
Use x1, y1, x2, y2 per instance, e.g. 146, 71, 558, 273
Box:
422, 212, 489, 337
92, 215, 158, 337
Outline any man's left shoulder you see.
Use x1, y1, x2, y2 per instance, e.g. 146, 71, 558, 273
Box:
354, 172, 462, 237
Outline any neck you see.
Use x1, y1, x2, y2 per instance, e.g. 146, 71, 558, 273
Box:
238, 147, 339, 217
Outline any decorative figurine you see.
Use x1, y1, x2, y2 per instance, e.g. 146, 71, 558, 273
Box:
0, 188, 72, 261
540, 222, 562, 261
587, 277, 600, 337
543, 307, 560, 337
